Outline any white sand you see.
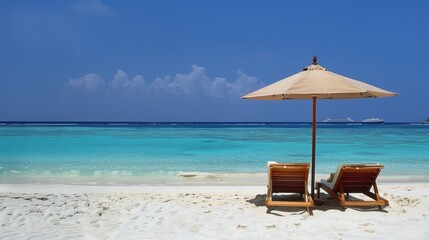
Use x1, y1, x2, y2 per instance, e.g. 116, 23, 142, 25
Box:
1, 183, 428, 239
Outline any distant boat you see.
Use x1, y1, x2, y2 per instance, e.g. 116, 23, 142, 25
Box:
323, 117, 354, 123
362, 118, 384, 124
424, 118, 429, 124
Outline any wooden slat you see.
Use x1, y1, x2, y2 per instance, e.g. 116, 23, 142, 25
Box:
272, 183, 304, 188
343, 200, 387, 207
342, 174, 375, 180
266, 200, 314, 207
271, 172, 306, 176
272, 175, 306, 181
273, 189, 305, 194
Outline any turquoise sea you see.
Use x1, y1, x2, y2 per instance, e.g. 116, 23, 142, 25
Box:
0, 122, 428, 184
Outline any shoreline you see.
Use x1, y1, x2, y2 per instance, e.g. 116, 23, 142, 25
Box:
1, 182, 428, 239
1, 173, 429, 186
1, 181, 429, 193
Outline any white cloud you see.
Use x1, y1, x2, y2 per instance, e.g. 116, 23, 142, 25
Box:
65, 65, 265, 99
109, 70, 146, 92
152, 65, 264, 99
73, 0, 113, 16
66, 73, 105, 91
205, 77, 228, 98
168, 65, 208, 95
227, 70, 264, 97
150, 76, 172, 95
199, 68, 264, 98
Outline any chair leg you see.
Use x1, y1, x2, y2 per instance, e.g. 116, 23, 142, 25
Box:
339, 185, 347, 210
307, 206, 313, 215
267, 206, 276, 213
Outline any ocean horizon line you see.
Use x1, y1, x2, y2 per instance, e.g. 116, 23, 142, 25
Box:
0, 121, 426, 125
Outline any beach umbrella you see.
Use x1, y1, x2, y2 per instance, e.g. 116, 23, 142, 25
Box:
242, 56, 397, 200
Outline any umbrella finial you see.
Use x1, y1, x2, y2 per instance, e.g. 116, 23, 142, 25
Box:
313, 56, 318, 65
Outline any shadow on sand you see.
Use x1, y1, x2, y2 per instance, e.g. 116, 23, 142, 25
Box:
246, 193, 311, 216
246, 192, 388, 215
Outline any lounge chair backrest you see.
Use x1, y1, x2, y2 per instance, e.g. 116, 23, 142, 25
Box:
268, 163, 310, 194
331, 164, 384, 192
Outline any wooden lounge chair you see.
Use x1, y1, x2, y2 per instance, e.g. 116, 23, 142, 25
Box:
316, 164, 389, 210
266, 162, 314, 215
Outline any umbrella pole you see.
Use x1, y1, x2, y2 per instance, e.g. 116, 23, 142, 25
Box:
311, 96, 317, 200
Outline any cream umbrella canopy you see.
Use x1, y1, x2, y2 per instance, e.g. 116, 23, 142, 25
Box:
242, 56, 397, 200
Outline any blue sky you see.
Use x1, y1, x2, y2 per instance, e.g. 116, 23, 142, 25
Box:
0, 0, 428, 122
